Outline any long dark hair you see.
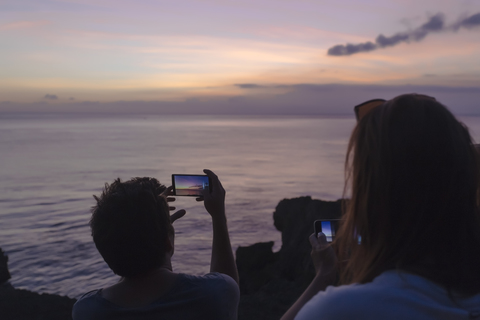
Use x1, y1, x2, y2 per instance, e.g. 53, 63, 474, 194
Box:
336, 94, 480, 295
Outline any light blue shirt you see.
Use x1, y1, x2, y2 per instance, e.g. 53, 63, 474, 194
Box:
296, 270, 480, 320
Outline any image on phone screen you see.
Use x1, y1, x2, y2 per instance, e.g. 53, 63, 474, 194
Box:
172, 175, 210, 196
314, 219, 339, 243
321, 221, 335, 242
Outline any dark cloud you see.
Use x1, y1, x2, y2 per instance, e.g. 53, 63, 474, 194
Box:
3, 84, 480, 116
327, 42, 376, 56
44, 94, 58, 100
228, 96, 246, 103
235, 83, 263, 89
375, 33, 410, 47
453, 13, 480, 30
421, 13, 445, 31
328, 12, 479, 56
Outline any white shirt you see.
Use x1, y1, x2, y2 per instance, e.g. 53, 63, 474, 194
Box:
295, 270, 480, 320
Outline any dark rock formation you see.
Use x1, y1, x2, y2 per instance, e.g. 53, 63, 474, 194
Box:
0, 247, 76, 320
0, 248, 11, 285
236, 196, 343, 320
0, 286, 76, 320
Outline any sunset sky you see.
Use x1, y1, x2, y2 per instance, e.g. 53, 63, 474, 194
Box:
1, 0, 480, 114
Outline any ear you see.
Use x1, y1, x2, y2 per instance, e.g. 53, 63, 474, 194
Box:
165, 234, 174, 256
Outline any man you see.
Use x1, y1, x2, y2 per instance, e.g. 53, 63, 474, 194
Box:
73, 169, 239, 320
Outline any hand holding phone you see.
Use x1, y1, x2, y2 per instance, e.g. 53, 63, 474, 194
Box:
199, 169, 226, 219
309, 224, 338, 277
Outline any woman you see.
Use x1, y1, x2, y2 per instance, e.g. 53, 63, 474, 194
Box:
282, 94, 480, 320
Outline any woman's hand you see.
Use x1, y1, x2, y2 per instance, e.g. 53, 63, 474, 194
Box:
280, 233, 337, 320
309, 232, 337, 277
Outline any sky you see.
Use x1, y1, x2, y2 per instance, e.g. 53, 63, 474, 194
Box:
1, 0, 480, 115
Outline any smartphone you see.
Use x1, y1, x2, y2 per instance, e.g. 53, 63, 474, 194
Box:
314, 219, 340, 242
171, 174, 210, 196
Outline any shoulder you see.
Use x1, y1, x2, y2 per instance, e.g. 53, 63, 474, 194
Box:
295, 271, 445, 320
72, 289, 104, 320
172, 273, 239, 320
177, 272, 239, 297
76, 289, 102, 301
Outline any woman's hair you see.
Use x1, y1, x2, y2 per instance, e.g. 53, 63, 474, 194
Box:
90, 177, 172, 278
336, 94, 480, 295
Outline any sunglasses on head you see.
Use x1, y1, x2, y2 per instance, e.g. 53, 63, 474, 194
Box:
354, 94, 437, 121
354, 99, 385, 121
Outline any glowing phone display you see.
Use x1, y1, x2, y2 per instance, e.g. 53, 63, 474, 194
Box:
314, 220, 340, 243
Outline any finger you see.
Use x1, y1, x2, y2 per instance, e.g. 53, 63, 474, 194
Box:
203, 169, 219, 188
160, 186, 174, 197
203, 169, 216, 178
203, 169, 223, 192
170, 209, 186, 223
169, 206, 176, 211
196, 196, 204, 202
309, 232, 327, 247
317, 232, 328, 244
166, 197, 176, 202
309, 233, 319, 247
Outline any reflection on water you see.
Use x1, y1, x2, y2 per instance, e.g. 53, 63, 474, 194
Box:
0, 114, 478, 298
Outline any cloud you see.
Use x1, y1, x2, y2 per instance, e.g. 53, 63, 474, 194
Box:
328, 12, 480, 56
3, 84, 480, 116
453, 13, 480, 30
235, 83, 264, 89
44, 94, 58, 100
327, 42, 376, 56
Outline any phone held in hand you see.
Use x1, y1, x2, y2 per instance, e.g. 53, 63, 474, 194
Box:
314, 219, 340, 242
171, 174, 211, 196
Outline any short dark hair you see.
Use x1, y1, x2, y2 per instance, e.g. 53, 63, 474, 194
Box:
90, 177, 171, 278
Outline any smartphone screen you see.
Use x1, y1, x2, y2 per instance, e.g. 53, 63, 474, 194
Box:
322, 221, 335, 242
314, 219, 340, 242
172, 174, 210, 196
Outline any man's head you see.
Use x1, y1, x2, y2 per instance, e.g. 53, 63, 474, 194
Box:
90, 177, 173, 278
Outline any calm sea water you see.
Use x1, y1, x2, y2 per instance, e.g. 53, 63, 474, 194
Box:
0, 114, 479, 299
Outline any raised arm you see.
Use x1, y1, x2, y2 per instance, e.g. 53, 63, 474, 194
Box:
200, 169, 239, 284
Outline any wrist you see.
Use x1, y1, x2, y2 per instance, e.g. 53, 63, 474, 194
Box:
209, 206, 226, 218
211, 214, 227, 225
313, 268, 336, 285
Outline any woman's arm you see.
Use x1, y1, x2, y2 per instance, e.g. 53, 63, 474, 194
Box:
281, 233, 337, 320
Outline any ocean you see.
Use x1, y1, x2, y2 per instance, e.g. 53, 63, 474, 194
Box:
1, 114, 479, 299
